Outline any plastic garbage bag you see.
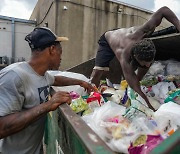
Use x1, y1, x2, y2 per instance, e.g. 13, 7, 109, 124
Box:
48, 71, 90, 82
127, 88, 154, 117
141, 82, 176, 104
148, 61, 165, 76
82, 101, 126, 141
166, 60, 180, 75
136, 92, 161, 110
106, 116, 159, 153
103, 88, 125, 104
69, 92, 88, 113
154, 102, 180, 136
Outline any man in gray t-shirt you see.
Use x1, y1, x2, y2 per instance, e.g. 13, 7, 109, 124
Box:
0, 27, 94, 154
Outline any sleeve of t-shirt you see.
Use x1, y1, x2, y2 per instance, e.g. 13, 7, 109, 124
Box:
45, 71, 55, 86
0, 70, 25, 116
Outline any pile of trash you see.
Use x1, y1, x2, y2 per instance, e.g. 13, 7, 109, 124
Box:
82, 102, 180, 153
49, 59, 180, 154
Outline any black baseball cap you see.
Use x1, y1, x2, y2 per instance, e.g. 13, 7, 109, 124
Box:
25, 27, 68, 49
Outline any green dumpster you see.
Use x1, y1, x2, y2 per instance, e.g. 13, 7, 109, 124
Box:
45, 33, 180, 154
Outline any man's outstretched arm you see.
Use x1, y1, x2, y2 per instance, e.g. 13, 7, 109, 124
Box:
142, 6, 180, 33
53, 76, 95, 94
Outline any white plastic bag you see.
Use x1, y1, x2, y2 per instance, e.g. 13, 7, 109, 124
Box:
103, 88, 125, 104
141, 82, 176, 104
154, 102, 180, 136
166, 60, 180, 75
148, 61, 165, 76
82, 102, 126, 140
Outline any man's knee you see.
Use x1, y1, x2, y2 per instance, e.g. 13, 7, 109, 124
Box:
91, 69, 104, 81
91, 69, 105, 87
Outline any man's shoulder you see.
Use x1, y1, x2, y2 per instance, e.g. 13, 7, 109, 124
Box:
0, 62, 30, 79
107, 27, 138, 41
112, 26, 137, 34
1, 62, 26, 70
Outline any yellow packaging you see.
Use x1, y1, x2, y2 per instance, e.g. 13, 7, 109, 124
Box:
120, 80, 128, 90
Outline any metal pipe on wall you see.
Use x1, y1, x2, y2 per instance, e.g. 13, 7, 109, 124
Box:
11, 18, 15, 63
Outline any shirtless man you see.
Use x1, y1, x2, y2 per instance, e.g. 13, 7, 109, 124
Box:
91, 6, 180, 111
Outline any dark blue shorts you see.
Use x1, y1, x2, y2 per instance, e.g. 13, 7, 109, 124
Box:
95, 33, 115, 67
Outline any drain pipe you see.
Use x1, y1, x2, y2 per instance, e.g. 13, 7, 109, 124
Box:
55, 0, 58, 33
11, 18, 15, 63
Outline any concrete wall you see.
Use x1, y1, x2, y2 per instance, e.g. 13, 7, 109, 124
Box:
0, 19, 12, 58
31, 0, 56, 31
30, 0, 171, 70
0, 17, 35, 64
15, 24, 35, 61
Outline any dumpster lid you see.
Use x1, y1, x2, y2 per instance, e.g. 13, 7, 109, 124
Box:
151, 33, 180, 61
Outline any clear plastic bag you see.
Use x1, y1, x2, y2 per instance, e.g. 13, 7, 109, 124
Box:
166, 60, 180, 75
154, 102, 180, 136
70, 96, 88, 113
105, 116, 159, 153
148, 61, 165, 76
82, 101, 126, 141
127, 88, 154, 118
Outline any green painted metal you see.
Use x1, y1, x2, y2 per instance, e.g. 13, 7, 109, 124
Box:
44, 110, 64, 154
44, 104, 115, 154
151, 128, 180, 154
57, 104, 115, 154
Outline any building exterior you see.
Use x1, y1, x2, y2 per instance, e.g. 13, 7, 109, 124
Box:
30, 0, 171, 70
0, 15, 36, 67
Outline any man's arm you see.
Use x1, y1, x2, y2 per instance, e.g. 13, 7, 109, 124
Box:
142, 6, 180, 33
0, 91, 71, 139
137, 67, 149, 81
53, 76, 95, 93
117, 49, 155, 111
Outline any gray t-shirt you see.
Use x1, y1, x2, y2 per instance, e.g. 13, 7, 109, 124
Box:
0, 62, 54, 154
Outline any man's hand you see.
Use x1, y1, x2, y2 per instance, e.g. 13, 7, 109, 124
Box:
80, 81, 97, 94
49, 91, 71, 111
147, 102, 156, 112
143, 95, 156, 112
137, 90, 156, 112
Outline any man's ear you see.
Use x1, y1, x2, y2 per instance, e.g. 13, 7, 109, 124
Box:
49, 45, 56, 55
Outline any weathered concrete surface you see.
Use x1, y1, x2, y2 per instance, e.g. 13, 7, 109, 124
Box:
30, 0, 171, 70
